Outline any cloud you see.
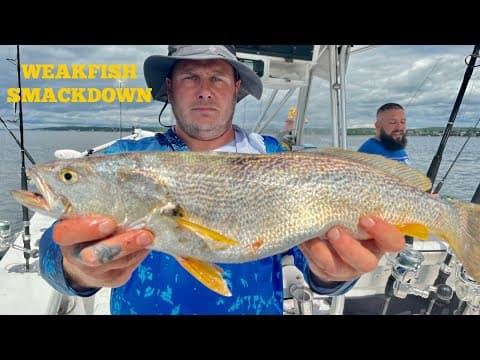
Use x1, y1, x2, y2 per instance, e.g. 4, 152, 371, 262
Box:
344, 45, 478, 129
0, 45, 478, 131
0, 45, 168, 129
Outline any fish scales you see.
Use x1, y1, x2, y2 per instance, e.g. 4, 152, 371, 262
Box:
11, 148, 480, 292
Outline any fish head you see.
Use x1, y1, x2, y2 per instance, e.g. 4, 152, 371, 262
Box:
11, 158, 125, 220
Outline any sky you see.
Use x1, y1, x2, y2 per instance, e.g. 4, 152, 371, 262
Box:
0, 45, 478, 132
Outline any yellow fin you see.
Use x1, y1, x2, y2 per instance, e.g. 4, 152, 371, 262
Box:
304, 147, 432, 192
175, 256, 231, 297
175, 217, 239, 247
395, 223, 429, 240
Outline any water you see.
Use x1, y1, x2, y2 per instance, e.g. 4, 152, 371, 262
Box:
0, 130, 122, 236
305, 134, 480, 202
1, 130, 479, 238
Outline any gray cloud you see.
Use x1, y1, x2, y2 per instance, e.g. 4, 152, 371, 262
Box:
344, 45, 479, 129
0, 45, 168, 129
0, 45, 478, 131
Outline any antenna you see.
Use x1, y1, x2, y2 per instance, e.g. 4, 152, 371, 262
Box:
117, 79, 125, 138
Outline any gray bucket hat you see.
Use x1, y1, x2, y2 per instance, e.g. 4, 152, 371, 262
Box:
143, 45, 263, 103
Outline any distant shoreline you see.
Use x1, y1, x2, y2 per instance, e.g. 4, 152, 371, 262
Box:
4, 126, 479, 137
24, 126, 163, 133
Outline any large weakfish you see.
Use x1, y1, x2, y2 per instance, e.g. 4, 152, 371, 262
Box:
11, 147, 480, 296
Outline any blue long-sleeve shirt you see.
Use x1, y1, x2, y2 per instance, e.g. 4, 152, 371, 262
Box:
40, 127, 357, 314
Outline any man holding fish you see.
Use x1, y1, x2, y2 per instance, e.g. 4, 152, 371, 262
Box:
36, 45, 405, 314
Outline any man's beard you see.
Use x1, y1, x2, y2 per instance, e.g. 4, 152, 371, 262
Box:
379, 128, 407, 151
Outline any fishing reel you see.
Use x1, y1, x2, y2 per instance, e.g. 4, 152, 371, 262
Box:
282, 255, 314, 315
386, 244, 429, 299
282, 255, 345, 315
0, 220, 39, 259
0, 221, 11, 252
454, 264, 480, 315
385, 244, 453, 303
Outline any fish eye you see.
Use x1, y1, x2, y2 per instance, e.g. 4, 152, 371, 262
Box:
60, 169, 78, 184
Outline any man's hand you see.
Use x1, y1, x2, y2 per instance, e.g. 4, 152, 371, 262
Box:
53, 215, 154, 290
299, 216, 405, 283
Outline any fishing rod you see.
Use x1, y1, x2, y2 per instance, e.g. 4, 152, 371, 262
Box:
0, 115, 35, 165
449, 183, 480, 315
426, 44, 480, 191
471, 182, 480, 204
382, 46, 480, 315
432, 116, 480, 194
14, 45, 32, 272
422, 46, 480, 314
425, 158, 480, 315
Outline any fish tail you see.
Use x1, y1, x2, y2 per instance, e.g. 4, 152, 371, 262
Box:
441, 199, 480, 282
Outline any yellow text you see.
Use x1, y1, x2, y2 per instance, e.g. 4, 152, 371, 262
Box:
21, 64, 137, 80
7, 87, 152, 103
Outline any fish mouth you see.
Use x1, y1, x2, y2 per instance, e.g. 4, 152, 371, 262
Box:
10, 168, 71, 217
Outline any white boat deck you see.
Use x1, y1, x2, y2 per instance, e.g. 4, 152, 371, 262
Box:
0, 212, 110, 315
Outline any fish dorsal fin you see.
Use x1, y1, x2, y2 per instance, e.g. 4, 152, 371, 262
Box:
304, 147, 432, 192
